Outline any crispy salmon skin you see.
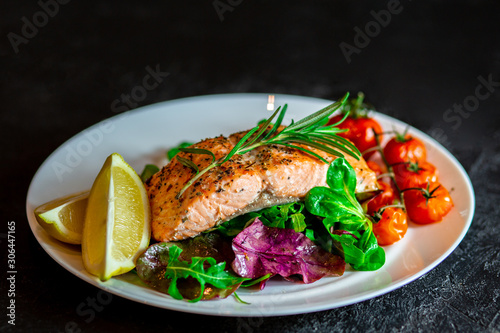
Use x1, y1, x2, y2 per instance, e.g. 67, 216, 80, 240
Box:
146, 129, 378, 242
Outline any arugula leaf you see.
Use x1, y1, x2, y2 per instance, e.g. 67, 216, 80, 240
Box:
240, 273, 273, 288
136, 234, 243, 301
165, 245, 249, 302
305, 157, 385, 271
218, 202, 310, 236
259, 203, 305, 229
290, 211, 307, 232
304, 223, 334, 252
262, 202, 309, 232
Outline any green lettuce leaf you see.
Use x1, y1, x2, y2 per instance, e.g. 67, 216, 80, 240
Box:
305, 157, 385, 271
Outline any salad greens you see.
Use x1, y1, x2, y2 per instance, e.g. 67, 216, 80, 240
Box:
136, 233, 245, 301
140, 142, 195, 183
220, 157, 385, 271
306, 158, 385, 270
232, 219, 345, 283
137, 156, 385, 302
165, 245, 249, 302
216, 202, 309, 237
136, 94, 387, 301
137, 156, 384, 302
256, 203, 308, 232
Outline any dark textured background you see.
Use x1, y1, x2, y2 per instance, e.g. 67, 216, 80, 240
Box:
2, 0, 500, 332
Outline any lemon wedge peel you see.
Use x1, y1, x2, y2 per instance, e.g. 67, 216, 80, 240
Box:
82, 153, 151, 281
34, 191, 89, 245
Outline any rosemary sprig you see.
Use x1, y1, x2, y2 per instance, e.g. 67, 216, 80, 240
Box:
175, 93, 360, 199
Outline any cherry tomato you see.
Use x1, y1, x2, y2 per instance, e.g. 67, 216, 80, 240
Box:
393, 161, 438, 190
327, 115, 382, 159
404, 183, 453, 224
366, 181, 396, 215
372, 207, 408, 246
366, 160, 386, 178
383, 135, 426, 165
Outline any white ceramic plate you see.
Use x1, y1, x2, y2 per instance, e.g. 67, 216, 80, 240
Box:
26, 94, 475, 317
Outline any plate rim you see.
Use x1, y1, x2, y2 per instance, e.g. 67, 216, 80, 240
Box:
26, 93, 475, 317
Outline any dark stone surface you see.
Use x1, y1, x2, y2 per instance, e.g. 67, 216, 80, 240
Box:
2, 0, 499, 332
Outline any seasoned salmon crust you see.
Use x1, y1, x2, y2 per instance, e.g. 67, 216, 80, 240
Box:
146, 130, 378, 242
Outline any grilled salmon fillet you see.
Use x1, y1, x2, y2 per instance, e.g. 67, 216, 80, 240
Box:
146, 130, 378, 242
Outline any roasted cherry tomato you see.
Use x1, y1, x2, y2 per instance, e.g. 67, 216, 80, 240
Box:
366, 160, 386, 178
383, 134, 426, 165
366, 181, 396, 215
372, 207, 408, 246
327, 115, 382, 159
404, 183, 453, 224
393, 161, 438, 190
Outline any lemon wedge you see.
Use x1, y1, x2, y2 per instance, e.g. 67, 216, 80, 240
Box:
82, 153, 151, 281
34, 191, 89, 245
